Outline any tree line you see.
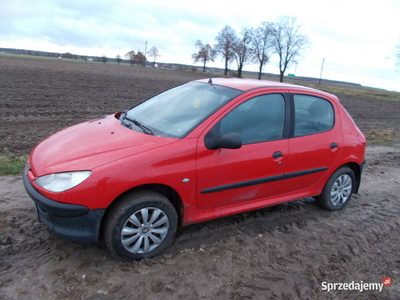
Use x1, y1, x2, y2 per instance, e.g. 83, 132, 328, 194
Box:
123, 46, 160, 67
192, 16, 310, 82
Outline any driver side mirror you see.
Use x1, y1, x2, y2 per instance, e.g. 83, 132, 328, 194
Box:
215, 132, 242, 149
205, 130, 242, 150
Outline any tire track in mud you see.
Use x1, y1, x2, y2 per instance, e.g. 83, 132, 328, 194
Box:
167, 190, 399, 256
163, 191, 400, 299
168, 199, 322, 254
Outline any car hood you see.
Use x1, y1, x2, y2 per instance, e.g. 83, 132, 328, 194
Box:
29, 115, 178, 176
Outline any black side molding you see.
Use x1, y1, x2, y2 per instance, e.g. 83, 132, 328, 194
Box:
201, 167, 328, 194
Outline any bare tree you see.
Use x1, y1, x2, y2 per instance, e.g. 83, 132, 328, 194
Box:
101, 55, 108, 64
250, 22, 274, 80
271, 16, 310, 82
135, 51, 147, 67
125, 50, 136, 66
233, 29, 252, 78
116, 55, 122, 65
148, 46, 160, 67
215, 25, 237, 76
192, 40, 216, 72
63, 52, 74, 59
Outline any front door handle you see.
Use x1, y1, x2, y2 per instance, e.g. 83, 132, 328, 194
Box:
273, 151, 283, 158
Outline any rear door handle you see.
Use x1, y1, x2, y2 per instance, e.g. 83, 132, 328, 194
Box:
273, 151, 283, 158
330, 142, 338, 149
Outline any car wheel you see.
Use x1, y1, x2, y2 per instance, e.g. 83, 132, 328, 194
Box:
316, 167, 355, 211
104, 190, 178, 261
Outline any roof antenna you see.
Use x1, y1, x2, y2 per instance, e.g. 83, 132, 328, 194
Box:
208, 78, 213, 84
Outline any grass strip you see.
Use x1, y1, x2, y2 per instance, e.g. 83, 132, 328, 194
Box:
365, 130, 397, 146
0, 155, 28, 175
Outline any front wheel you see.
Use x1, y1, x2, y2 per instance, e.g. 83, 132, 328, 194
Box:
316, 167, 355, 211
104, 190, 178, 261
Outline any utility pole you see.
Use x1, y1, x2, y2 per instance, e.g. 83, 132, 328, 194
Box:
319, 58, 325, 85
145, 40, 147, 62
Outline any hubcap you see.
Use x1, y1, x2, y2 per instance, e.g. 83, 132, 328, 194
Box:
330, 174, 352, 206
121, 207, 169, 254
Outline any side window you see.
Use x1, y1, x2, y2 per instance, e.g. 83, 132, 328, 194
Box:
219, 94, 285, 145
294, 95, 334, 137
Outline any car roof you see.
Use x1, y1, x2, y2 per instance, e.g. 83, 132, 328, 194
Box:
195, 78, 336, 99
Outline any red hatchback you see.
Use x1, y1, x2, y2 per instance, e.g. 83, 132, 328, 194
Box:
23, 78, 366, 260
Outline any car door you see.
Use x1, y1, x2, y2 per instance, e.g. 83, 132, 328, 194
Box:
281, 93, 343, 193
196, 92, 289, 210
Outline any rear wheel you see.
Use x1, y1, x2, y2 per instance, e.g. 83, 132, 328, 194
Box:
316, 167, 355, 211
104, 190, 178, 261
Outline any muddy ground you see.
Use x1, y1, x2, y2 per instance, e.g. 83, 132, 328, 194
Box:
0, 55, 399, 299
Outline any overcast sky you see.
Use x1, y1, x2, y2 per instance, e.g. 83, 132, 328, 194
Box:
1, 0, 399, 91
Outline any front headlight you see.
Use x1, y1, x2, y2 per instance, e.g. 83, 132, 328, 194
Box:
35, 171, 92, 192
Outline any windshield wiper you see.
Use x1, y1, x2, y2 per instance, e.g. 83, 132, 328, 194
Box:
121, 112, 153, 135
119, 110, 132, 129
131, 119, 154, 135
120, 118, 132, 129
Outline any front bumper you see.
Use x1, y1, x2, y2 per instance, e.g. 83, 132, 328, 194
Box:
23, 165, 105, 243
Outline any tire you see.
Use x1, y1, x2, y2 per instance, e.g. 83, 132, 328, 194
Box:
104, 190, 178, 261
316, 167, 355, 211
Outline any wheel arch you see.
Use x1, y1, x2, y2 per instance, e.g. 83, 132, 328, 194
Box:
338, 161, 363, 193
100, 184, 184, 238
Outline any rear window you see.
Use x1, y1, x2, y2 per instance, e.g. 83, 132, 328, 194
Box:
294, 95, 334, 137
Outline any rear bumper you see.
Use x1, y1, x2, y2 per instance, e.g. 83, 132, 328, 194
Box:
355, 159, 366, 194
23, 165, 105, 242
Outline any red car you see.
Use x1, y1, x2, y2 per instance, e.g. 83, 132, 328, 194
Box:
23, 78, 366, 260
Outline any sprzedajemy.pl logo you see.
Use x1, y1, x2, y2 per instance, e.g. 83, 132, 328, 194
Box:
321, 277, 393, 293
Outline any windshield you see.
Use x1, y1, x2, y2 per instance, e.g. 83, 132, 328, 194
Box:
123, 81, 242, 138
